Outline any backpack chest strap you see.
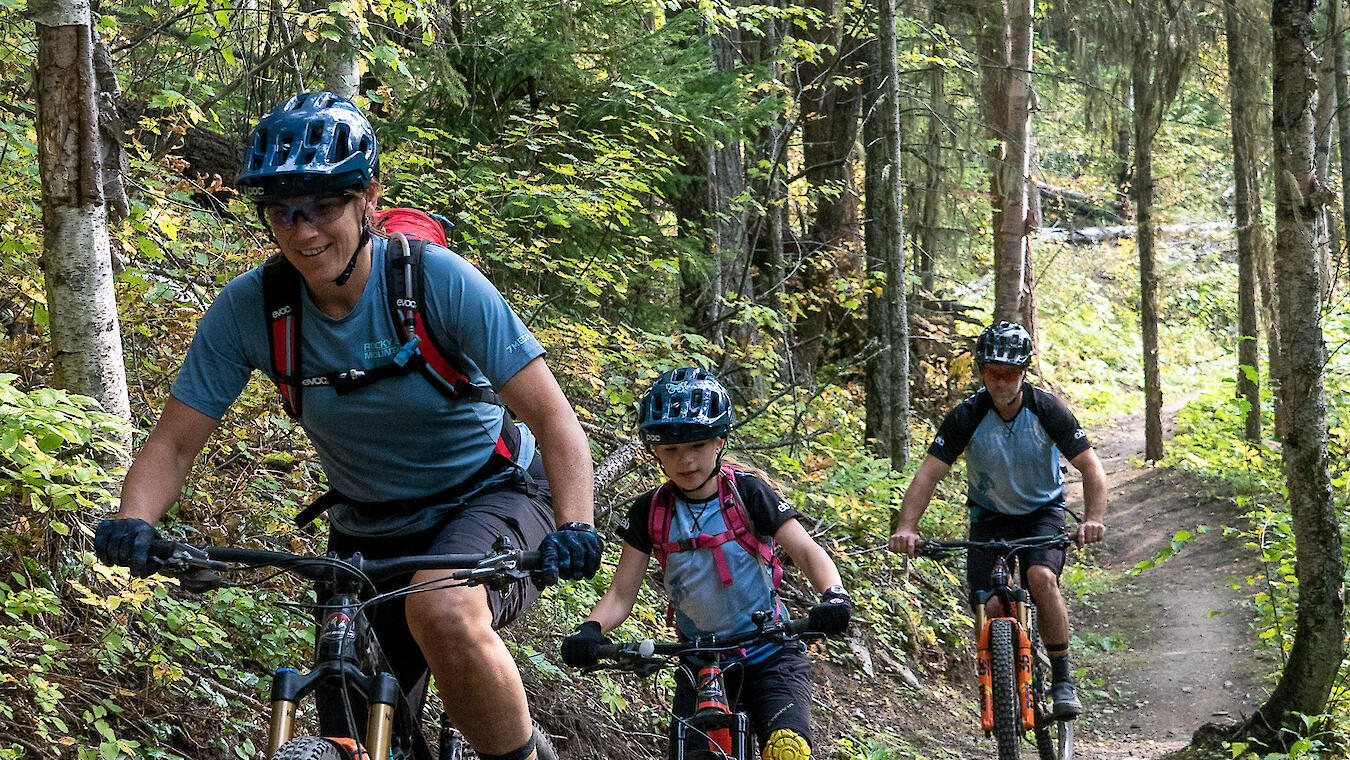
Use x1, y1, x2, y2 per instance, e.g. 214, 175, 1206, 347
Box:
653, 529, 742, 586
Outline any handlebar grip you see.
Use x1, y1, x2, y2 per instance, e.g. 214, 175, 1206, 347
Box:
148, 539, 181, 561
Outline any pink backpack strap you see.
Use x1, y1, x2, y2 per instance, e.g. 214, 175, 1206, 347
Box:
647, 483, 676, 570
719, 468, 784, 588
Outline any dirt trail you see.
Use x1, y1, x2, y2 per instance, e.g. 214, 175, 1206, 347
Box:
1063, 404, 1274, 758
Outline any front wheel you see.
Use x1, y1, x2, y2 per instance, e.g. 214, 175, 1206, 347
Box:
989, 618, 1023, 760
532, 720, 560, 760
1034, 720, 1074, 760
271, 737, 349, 760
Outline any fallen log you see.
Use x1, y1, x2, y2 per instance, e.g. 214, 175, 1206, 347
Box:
1036, 181, 1127, 224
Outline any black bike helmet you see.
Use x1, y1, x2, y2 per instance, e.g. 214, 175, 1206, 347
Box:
974, 321, 1034, 367
637, 368, 735, 447
236, 92, 378, 203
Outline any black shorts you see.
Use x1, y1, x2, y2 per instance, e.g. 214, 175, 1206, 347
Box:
966, 505, 1067, 609
669, 645, 813, 758
325, 456, 554, 699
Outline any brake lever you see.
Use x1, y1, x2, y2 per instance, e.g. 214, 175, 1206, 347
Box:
155, 543, 230, 574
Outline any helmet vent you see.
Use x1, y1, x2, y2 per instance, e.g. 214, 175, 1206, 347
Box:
307, 121, 324, 145
332, 124, 351, 160
276, 132, 295, 165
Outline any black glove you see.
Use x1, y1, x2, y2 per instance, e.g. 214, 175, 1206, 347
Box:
561, 620, 609, 668
539, 522, 603, 586
94, 518, 160, 576
808, 585, 852, 635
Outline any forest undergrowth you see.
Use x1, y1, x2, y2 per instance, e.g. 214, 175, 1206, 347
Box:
3, 210, 1313, 759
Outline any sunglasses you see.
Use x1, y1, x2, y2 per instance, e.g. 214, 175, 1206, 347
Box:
262, 193, 358, 231
981, 365, 1025, 383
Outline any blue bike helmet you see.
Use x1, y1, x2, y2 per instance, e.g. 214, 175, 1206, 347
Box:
236, 92, 378, 202
974, 321, 1034, 367
638, 368, 735, 447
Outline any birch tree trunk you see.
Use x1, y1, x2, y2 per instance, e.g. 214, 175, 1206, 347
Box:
31, 0, 131, 446
1242, 0, 1347, 738
1226, 0, 1267, 441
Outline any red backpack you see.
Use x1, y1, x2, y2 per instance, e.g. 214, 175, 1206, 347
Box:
646, 466, 784, 589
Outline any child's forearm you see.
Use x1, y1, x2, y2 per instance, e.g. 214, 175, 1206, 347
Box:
799, 543, 844, 593
586, 591, 637, 633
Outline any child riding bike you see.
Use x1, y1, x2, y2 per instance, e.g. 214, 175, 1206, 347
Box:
889, 321, 1108, 718
560, 368, 852, 760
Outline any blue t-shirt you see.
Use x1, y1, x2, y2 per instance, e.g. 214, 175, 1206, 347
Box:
619, 473, 798, 663
928, 383, 1092, 521
171, 235, 545, 534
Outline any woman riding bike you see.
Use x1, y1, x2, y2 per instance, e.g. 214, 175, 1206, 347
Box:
94, 91, 600, 760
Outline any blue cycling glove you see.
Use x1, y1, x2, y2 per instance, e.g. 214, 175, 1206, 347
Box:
539, 522, 602, 586
94, 518, 160, 576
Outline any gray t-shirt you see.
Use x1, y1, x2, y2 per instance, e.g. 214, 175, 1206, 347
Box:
928, 383, 1091, 520
171, 235, 545, 533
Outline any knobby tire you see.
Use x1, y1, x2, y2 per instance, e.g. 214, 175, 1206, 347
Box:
990, 618, 1023, 760
271, 737, 347, 760
1027, 605, 1075, 760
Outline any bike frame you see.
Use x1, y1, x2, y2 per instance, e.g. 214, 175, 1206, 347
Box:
671, 659, 752, 760
920, 533, 1075, 756
972, 554, 1035, 733
266, 586, 424, 760
147, 539, 539, 760
590, 615, 819, 760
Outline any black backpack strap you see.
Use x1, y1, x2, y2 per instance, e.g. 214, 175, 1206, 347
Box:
261, 254, 304, 420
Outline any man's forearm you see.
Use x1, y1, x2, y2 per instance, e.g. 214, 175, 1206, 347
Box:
537, 420, 595, 525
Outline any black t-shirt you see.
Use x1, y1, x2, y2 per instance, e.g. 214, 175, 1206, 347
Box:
617, 471, 801, 553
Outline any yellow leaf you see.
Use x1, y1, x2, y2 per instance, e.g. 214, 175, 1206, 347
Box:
21, 278, 46, 306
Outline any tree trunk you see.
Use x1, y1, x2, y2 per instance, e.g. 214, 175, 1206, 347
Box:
794, 0, 863, 373
978, 0, 1034, 324
32, 0, 131, 447
323, 10, 360, 97
1242, 0, 1347, 740
1226, 0, 1266, 441
917, 0, 950, 293
1134, 114, 1164, 461
706, 17, 748, 351
1127, 0, 1191, 462
1335, 0, 1350, 292
746, 1, 794, 388
864, 0, 910, 470
1315, 0, 1339, 297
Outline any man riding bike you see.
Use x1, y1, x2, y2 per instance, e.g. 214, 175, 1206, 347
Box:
889, 320, 1107, 717
94, 92, 600, 760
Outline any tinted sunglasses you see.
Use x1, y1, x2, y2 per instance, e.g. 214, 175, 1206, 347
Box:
981, 365, 1025, 383
262, 193, 358, 231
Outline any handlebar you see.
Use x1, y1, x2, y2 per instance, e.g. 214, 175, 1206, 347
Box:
145, 537, 545, 593
917, 533, 1075, 560
591, 617, 821, 676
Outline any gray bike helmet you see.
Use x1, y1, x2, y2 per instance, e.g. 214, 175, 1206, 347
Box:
637, 368, 735, 447
974, 321, 1034, 367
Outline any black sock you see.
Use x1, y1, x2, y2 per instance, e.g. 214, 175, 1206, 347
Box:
1046, 643, 1071, 684
478, 732, 538, 760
